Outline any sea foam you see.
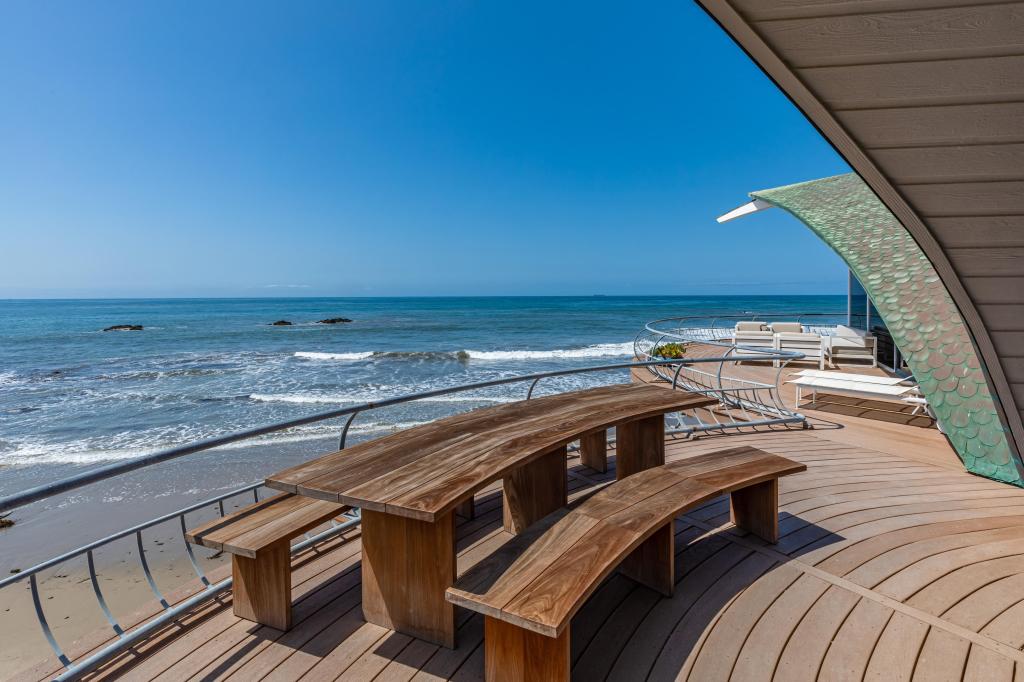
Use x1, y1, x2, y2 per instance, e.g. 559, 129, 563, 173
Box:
294, 351, 375, 361
293, 342, 633, 363
249, 392, 515, 405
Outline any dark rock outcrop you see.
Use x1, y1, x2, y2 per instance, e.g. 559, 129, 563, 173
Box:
317, 318, 353, 324
270, 320, 293, 326
103, 324, 143, 331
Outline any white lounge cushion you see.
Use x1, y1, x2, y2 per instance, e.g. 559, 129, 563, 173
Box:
770, 322, 803, 333
835, 324, 867, 338
775, 332, 821, 342
735, 321, 766, 332
829, 325, 874, 349
794, 370, 908, 386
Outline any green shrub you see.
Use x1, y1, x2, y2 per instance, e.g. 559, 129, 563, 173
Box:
652, 342, 687, 359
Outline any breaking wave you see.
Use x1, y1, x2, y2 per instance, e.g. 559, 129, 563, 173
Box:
294, 351, 375, 361
294, 342, 633, 363
0, 419, 437, 466
248, 392, 515, 405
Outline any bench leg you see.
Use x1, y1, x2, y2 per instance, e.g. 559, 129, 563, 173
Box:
361, 509, 456, 648
484, 616, 569, 682
618, 521, 674, 597
579, 429, 607, 473
616, 414, 665, 480
232, 539, 292, 631
730, 478, 779, 543
503, 445, 568, 534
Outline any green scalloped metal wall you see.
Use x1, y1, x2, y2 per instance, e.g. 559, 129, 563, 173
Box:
751, 173, 1024, 486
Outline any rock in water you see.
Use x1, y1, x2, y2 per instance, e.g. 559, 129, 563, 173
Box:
270, 320, 293, 326
103, 324, 143, 331
317, 317, 352, 324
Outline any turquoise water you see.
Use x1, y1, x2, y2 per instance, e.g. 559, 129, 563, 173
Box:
0, 296, 845, 468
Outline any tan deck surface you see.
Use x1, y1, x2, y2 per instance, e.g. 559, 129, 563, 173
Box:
29, 357, 1024, 681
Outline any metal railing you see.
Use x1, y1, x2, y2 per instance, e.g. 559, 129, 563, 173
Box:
632, 314, 836, 434
0, 353, 803, 680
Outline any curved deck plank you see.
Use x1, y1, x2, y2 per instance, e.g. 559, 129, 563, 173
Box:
684, 562, 804, 680
913, 628, 972, 681
774, 585, 862, 681
982, 599, 1024, 649
820, 597, 892, 681
964, 644, 1016, 682
864, 612, 928, 681
730, 573, 832, 680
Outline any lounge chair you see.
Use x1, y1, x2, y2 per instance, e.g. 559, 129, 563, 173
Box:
733, 321, 774, 361
768, 322, 803, 334
770, 322, 824, 368
786, 370, 928, 415
823, 324, 877, 368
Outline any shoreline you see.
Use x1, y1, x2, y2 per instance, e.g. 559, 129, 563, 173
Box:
0, 436, 341, 575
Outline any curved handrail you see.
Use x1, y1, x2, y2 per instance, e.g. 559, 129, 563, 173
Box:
641, 311, 847, 348
632, 314, 823, 434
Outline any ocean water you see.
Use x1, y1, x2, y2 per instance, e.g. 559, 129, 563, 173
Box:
0, 296, 845, 469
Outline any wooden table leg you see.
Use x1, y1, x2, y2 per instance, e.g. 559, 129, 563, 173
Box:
485, 616, 569, 682
455, 496, 475, 521
503, 445, 568, 534
579, 429, 607, 473
730, 478, 779, 543
232, 538, 292, 631
616, 414, 665, 480
618, 521, 674, 597
361, 509, 456, 647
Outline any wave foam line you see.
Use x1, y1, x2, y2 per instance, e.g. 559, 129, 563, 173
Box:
249, 393, 515, 405
295, 351, 374, 361
293, 342, 633, 363
0, 420, 437, 466
463, 342, 632, 360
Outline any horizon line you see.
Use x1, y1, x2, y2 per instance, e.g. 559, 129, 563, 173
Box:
0, 292, 849, 302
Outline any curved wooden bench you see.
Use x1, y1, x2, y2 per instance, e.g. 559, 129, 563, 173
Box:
186, 493, 349, 631
445, 447, 805, 681
265, 383, 715, 647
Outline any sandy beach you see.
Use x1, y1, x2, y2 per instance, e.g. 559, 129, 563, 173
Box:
0, 523, 230, 678
0, 436, 342, 678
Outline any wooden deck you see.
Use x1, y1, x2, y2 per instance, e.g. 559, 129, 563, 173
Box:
38, 435, 1024, 679
26, 357, 1024, 681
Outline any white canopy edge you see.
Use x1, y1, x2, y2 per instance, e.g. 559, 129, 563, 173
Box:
716, 198, 774, 223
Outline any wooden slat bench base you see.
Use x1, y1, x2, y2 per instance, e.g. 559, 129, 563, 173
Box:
446, 446, 805, 681
185, 493, 349, 630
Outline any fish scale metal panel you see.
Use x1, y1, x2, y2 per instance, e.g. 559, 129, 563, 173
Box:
752, 173, 1023, 485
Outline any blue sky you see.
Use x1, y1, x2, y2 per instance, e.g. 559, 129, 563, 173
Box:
0, 1, 851, 298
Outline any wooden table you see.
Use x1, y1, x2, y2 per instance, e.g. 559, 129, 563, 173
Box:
265, 383, 715, 647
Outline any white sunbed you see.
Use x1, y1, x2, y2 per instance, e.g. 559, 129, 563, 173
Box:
793, 369, 911, 386
786, 370, 927, 414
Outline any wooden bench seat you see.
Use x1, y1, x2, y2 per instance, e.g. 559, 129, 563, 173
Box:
445, 447, 805, 681
185, 493, 349, 630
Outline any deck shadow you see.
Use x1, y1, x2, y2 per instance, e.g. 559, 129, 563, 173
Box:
802, 392, 935, 428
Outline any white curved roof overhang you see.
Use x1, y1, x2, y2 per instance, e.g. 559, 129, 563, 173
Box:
697, 0, 1024, 460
